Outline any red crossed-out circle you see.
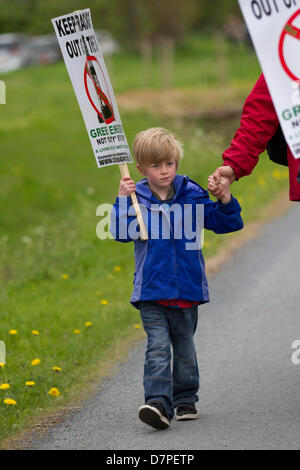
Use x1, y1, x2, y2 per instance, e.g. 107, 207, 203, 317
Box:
84, 55, 115, 124
279, 9, 300, 81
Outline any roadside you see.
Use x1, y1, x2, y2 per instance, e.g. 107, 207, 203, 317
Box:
15, 192, 300, 450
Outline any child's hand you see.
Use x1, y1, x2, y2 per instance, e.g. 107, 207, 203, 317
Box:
208, 175, 231, 204
118, 176, 136, 196
208, 175, 222, 198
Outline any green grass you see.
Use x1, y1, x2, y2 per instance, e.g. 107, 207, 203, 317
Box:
0, 35, 288, 445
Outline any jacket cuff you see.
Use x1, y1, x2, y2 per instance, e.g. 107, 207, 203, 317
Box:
222, 160, 244, 181
217, 195, 241, 213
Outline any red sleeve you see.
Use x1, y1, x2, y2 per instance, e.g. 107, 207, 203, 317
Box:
222, 74, 279, 180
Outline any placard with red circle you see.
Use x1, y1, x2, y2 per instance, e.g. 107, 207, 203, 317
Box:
84, 55, 115, 124
279, 9, 300, 81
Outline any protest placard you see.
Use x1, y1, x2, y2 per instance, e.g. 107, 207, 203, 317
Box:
238, 0, 300, 159
52, 9, 148, 240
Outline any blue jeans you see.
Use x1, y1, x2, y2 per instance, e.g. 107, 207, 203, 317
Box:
139, 301, 199, 422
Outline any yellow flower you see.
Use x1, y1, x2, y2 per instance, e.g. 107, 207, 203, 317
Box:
9, 329, 18, 335
31, 358, 41, 366
85, 321, 92, 327
4, 398, 16, 406
74, 329, 81, 334
61, 273, 69, 280
52, 366, 62, 372
258, 176, 266, 189
0, 383, 10, 390
25, 381, 35, 387
48, 387, 60, 397
272, 169, 282, 180
32, 330, 40, 336
0, 364, 5, 368
101, 300, 109, 305
134, 324, 141, 329
113, 266, 122, 272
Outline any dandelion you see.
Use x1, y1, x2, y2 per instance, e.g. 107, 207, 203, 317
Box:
272, 169, 282, 180
48, 387, 60, 397
25, 381, 35, 387
0, 383, 10, 390
0, 364, 5, 369
113, 266, 122, 272
52, 366, 62, 372
258, 176, 266, 189
85, 321, 92, 327
61, 273, 69, 280
9, 330, 18, 335
134, 324, 141, 329
74, 329, 81, 335
101, 300, 109, 305
31, 358, 41, 366
4, 398, 16, 406
32, 330, 40, 336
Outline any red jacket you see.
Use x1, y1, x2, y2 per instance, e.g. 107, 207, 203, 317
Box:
223, 74, 300, 201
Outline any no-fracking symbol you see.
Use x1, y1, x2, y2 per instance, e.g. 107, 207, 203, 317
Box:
84, 54, 115, 125
279, 9, 300, 81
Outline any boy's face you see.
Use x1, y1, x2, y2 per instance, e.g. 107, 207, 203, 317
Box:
137, 157, 177, 192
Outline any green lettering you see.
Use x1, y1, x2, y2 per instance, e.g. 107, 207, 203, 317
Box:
293, 106, 300, 117
282, 109, 292, 120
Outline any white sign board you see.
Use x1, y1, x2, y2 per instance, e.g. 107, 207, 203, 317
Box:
238, 0, 300, 159
52, 9, 132, 167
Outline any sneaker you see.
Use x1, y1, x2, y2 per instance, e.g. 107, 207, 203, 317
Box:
138, 401, 170, 429
175, 402, 199, 421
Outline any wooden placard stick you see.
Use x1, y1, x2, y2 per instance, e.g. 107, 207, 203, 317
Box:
119, 163, 148, 241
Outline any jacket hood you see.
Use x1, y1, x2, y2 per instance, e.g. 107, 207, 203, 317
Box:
135, 174, 209, 207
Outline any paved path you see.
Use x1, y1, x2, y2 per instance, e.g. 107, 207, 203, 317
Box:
27, 204, 300, 450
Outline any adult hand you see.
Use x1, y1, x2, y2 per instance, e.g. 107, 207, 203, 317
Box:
208, 166, 236, 199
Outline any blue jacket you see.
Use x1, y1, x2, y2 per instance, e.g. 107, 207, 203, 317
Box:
110, 174, 243, 309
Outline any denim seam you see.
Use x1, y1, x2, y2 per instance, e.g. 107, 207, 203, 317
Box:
145, 376, 172, 382
147, 351, 170, 355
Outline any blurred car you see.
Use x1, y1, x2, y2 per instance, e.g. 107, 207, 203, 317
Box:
0, 33, 31, 73
28, 34, 62, 65
94, 30, 119, 55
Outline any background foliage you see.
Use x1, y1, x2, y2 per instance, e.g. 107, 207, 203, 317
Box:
0, 0, 243, 47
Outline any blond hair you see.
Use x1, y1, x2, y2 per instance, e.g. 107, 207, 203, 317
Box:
132, 127, 183, 169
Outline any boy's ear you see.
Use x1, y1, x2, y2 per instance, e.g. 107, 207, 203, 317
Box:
136, 164, 145, 176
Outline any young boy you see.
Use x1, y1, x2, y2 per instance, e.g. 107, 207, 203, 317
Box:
110, 127, 243, 430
